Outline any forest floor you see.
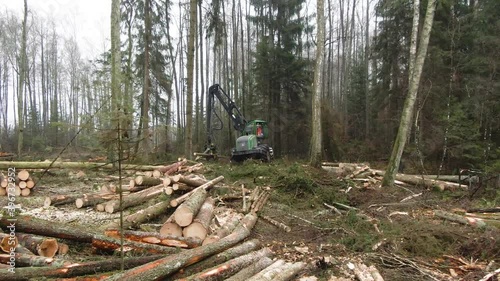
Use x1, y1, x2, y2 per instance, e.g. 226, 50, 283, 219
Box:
1, 153, 499, 281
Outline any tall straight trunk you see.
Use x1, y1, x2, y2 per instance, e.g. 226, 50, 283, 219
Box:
138, 0, 152, 156
17, 0, 28, 156
111, 0, 122, 160
195, 16, 200, 149
382, 0, 437, 187
310, 0, 325, 167
198, 0, 205, 146
185, 0, 197, 159
364, 0, 370, 140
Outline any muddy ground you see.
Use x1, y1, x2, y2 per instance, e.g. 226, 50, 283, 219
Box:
1, 157, 499, 281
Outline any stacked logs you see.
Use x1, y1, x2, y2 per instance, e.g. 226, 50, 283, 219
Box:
0, 169, 36, 197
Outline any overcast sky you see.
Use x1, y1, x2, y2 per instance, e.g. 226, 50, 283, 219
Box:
0, 0, 111, 59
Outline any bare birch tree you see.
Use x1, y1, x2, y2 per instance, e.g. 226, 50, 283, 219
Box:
382, 0, 437, 187
310, 0, 325, 167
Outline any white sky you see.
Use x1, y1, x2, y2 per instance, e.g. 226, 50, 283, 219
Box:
0, 0, 111, 59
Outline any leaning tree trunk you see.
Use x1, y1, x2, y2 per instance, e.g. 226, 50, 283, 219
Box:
382, 0, 437, 187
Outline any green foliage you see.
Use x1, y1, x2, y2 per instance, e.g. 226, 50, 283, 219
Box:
338, 211, 379, 252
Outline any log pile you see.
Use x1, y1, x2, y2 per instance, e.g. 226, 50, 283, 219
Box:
0, 170, 36, 197
322, 162, 469, 191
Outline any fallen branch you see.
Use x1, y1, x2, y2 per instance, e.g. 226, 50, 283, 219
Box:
434, 210, 489, 229
170, 176, 224, 207
260, 215, 291, 232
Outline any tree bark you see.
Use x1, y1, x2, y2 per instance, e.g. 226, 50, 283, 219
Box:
15, 233, 59, 257
434, 210, 489, 229
177, 175, 208, 187
104, 229, 202, 249
0, 253, 71, 267
374, 170, 465, 191
246, 259, 286, 281
106, 212, 258, 281
181, 248, 273, 281
225, 256, 274, 281
0, 161, 169, 171
183, 197, 215, 240
171, 239, 261, 280
0, 215, 96, 243
134, 176, 163, 187
44, 194, 85, 208
0, 255, 166, 281
174, 188, 208, 227
203, 215, 241, 245
75, 193, 116, 209
104, 199, 171, 230
91, 235, 182, 255
104, 184, 164, 213
170, 176, 224, 207
309, 0, 325, 167
185, 0, 198, 159
382, 0, 437, 187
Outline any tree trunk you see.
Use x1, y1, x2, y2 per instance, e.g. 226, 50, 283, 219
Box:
134, 176, 163, 187
0, 216, 96, 243
0, 161, 169, 171
104, 184, 164, 213
15, 233, 59, 257
160, 213, 183, 237
0, 255, 166, 281
246, 259, 286, 281
185, 0, 197, 159
174, 188, 208, 227
104, 199, 171, 230
382, 0, 437, 187
181, 248, 273, 281
374, 170, 466, 191
106, 212, 258, 281
309, 0, 325, 167
225, 256, 274, 281
0, 253, 71, 267
17, 0, 28, 156
203, 215, 241, 245
91, 235, 182, 255
183, 197, 215, 240
170, 176, 224, 207
44, 194, 85, 208
75, 193, 116, 209
170, 239, 261, 280
104, 229, 201, 249
434, 210, 489, 230
0, 233, 17, 253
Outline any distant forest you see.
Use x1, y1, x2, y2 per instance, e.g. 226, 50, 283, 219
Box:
0, 0, 498, 174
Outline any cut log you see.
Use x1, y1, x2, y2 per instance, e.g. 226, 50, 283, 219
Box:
20, 188, 31, 196
17, 170, 30, 181
0, 255, 166, 281
171, 238, 262, 279
105, 229, 201, 248
25, 178, 35, 189
0, 161, 170, 171
267, 262, 307, 281
18, 180, 27, 189
96, 203, 105, 212
44, 194, 86, 208
134, 176, 163, 187
170, 176, 224, 208
125, 200, 172, 226
174, 188, 208, 227
203, 215, 241, 245
181, 247, 273, 281
0, 187, 5, 196
225, 256, 274, 281
152, 170, 162, 178
434, 210, 490, 229
57, 242, 69, 255
0, 232, 18, 252
183, 197, 215, 240
91, 235, 182, 255
165, 186, 174, 195
373, 170, 465, 191
160, 214, 183, 237
177, 175, 208, 187
467, 207, 500, 213
0, 174, 8, 188
246, 259, 286, 281
106, 212, 258, 281
157, 159, 188, 175
0, 215, 96, 243
0, 253, 71, 267
104, 184, 164, 213
16, 233, 59, 257
75, 193, 116, 209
